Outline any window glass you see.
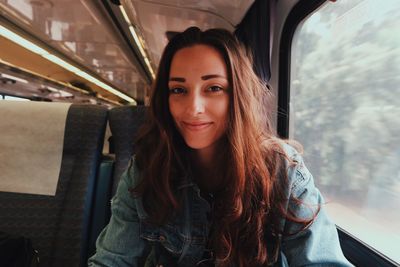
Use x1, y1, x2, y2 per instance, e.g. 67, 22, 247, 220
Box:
290, 0, 400, 263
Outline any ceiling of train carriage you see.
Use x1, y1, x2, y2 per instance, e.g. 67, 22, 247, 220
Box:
121, 0, 254, 67
0, 0, 254, 105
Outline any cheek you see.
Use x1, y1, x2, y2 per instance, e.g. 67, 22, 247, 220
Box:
168, 98, 182, 124
215, 97, 229, 120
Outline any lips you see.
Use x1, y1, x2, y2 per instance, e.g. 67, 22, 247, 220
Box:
182, 121, 213, 131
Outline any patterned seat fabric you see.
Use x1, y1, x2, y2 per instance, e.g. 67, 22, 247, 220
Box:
0, 104, 108, 267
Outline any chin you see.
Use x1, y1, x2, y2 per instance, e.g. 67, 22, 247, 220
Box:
183, 139, 213, 150
185, 142, 211, 150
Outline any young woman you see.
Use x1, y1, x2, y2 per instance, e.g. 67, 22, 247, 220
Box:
89, 27, 351, 267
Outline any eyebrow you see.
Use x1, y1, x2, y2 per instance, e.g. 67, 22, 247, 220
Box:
169, 77, 185, 82
169, 74, 227, 82
201, 74, 227, 80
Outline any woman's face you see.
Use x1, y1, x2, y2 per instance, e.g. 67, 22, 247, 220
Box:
168, 44, 230, 155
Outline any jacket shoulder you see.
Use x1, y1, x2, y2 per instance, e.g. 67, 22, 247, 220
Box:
124, 156, 143, 187
280, 142, 314, 197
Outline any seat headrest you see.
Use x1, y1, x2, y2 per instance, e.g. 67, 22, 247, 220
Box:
0, 101, 71, 196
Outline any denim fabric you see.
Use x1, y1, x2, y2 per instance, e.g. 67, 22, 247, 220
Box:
88, 145, 352, 267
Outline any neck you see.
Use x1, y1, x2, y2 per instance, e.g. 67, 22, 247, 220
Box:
193, 145, 215, 170
189, 141, 226, 193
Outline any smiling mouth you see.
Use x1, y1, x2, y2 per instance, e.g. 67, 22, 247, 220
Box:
182, 122, 213, 131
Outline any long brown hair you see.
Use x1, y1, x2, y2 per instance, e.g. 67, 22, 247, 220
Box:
133, 27, 314, 266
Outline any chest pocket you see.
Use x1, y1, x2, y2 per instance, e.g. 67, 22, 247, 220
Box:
140, 220, 185, 256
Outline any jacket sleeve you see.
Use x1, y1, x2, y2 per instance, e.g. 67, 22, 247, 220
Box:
280, 147, 353, 266
88, 159, 150, 267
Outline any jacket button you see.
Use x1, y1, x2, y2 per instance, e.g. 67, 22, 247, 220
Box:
159, 235, 166, 242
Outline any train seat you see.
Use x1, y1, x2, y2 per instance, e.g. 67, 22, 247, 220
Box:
87, 153, 114, 258
0, 102, 108, 267
87, 105, 146, 259
108, 105, 147, 195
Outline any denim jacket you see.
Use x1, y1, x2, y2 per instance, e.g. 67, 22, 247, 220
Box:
88, 144, 352, 267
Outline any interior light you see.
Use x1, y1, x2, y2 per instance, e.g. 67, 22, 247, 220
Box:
42, 54, 82, 73
129, 26, 146, 57
46, 86, 59, 92
75, 71, 136, 104
119, 5, 132, 25
0, 73, 28, 83
59, 90, 73, 97
0, 24, 136, 103
144, 57, 155, 79
128, 25, 155, 79
115, 5, 155, 80
0, 25, 49, 55
4, 95, 30, 101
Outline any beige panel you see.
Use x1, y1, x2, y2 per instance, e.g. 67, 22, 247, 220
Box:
0, 101, 70, 196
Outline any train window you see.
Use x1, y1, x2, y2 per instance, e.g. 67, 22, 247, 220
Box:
290, 0, 400, 264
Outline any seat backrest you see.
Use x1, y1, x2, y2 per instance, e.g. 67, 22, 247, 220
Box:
109, 105, 147, 195
87, 154, 114, 258
0, 102, 108, 267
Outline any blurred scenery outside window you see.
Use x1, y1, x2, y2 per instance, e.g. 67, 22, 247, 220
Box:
290, 0, 400, 263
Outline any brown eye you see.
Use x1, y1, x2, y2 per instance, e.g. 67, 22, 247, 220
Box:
169, 88, 186, 94
207, 86, 223, 92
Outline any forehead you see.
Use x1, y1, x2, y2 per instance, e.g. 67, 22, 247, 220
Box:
169, 45, 228, 77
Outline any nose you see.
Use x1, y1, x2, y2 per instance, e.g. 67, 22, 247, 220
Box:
187, 92, 205, 115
